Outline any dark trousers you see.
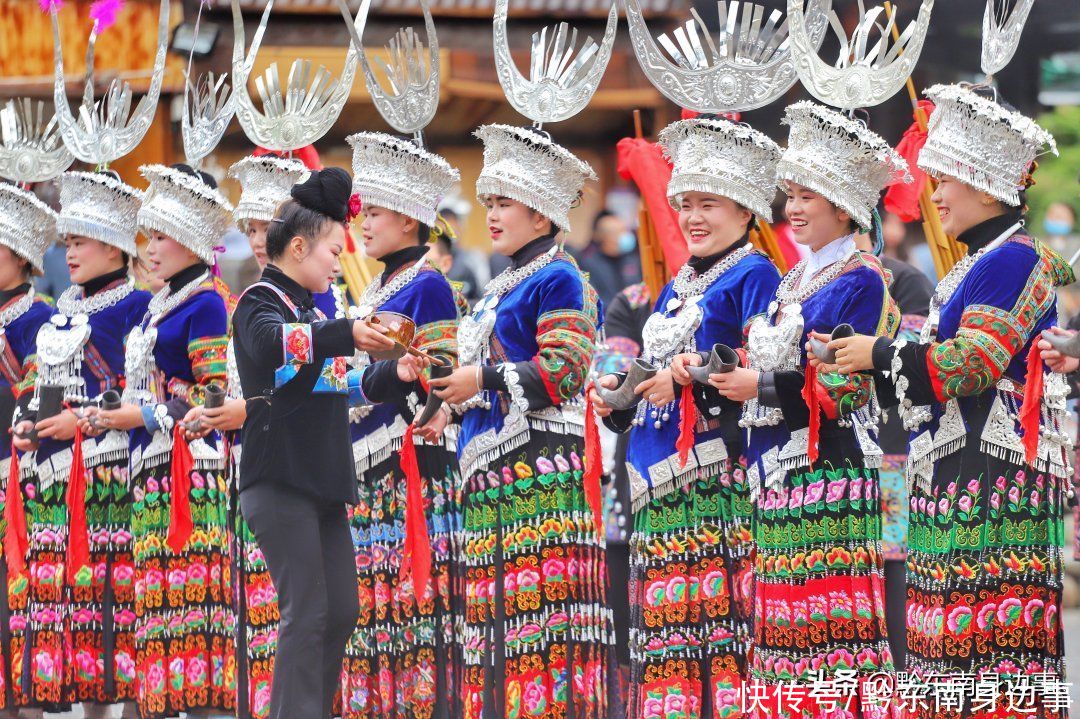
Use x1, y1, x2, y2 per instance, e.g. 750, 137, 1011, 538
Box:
241, 483, 359, 719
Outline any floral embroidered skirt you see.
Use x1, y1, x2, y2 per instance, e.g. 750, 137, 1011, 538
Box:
751, 455, 894, 719
628, 457, 754, 719
341, 441, 459, 719
457, 428, 617, 719
905, 447, 1066, 719
235, 509, 277, 719
130, 440, 236, 719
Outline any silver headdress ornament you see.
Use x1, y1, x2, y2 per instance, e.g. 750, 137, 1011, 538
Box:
231, 0, 365, 152
0, 185, 57, 272
493, 0, 617, 126
183, 1, 235, 170
229, 156, 308, 228
50, 0, 171, 167
788, 0, 936, 110
57, 171, 143, 255
660, 118, 782, 221
335, 0, 440, 138
0, 99, 74, 183
777, 101, 910, 229
981, 0, 1035, 78
626, 0, 830, 113
918, 84, 1055, 208
474, 125, 596, 233
347, 133, 460, 228
138, 165, 234, 265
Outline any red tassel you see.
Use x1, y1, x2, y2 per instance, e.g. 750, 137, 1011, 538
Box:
1020, 346, 1045, 467
166, 424, 194, 554
802, 364, 820, 468
3, 444, 27, 576
65, 426, 89, 585
399, 423, 432, 596
583, 384, 604, 538
676, 383, 696, 469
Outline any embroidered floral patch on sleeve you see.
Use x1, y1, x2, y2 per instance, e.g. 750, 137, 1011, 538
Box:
275, 323, 314, 389
818, 370, 873, 418
188, 335, 229, 390
13, 353, 39, 399
533, 309, 597, 404
927, 304, 1024, 401
415, 319, 458, 380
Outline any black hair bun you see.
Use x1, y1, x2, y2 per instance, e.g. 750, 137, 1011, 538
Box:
170, 162, 218, 190
291, 167, 352, 223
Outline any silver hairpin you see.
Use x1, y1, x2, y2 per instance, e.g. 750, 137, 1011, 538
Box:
335, 0, 440, 139
183, 1, 234, 170
50, 0, 170, 168
788, 0, 936, 110
493, 0, 618, 126
626, 0, 831, 113
231, 0, 365, 152
982, 0, 1034, 77
0, 98, 74, 184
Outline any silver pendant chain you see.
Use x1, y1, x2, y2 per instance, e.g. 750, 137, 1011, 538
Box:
57, 278, 136, 317
671, 244, 754, 300
0, 292, 34, 329
356, 258, 427, 315
483, 246, 558, 302
148, 271, 209, 322
772, 246, 856, 310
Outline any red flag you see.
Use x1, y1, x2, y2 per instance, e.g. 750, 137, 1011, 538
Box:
884, 100, 936, 222
3, 445, 27, 576
166, 424, 194, 554
399, 423, 432, 596
66, 426, 89, 584
582, 385, 605, 538
1020, 347, 1045, 467
616, 137, 689, 274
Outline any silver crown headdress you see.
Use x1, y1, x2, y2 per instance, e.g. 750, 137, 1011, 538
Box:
183, 2, 235, 170
626, 0, 830, 113
0, 99, 74, 183
918, 84, 1055, 208
57, 171, 143, 255
788, 0, 936, 110
138, 165, 234, 264
347, 133, 459, 228
982, 0, 1034, 78
660, 118, 782, 221
475, 125, 596, 233
50, 0, 170, 167
777, 101, 910, 229
0, 185, 56, 272
493, 0, 617, 126
229, 155, 308, 228
231, 0, 365, 152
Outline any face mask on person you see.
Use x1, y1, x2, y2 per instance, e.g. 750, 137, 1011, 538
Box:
1044, 219, 1074, 237
617, 231, 637, 254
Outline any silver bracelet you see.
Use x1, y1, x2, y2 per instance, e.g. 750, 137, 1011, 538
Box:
475, 365, 483, 392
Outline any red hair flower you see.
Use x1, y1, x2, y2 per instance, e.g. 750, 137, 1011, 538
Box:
347, 194, 363, 223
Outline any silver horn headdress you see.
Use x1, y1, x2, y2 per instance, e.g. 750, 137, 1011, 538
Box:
336, 0, 440, 138
0, 99, 74, 184
231, 0, 365, 152
493, 0, 617, 126
183, 1, 235, 170
626, 0, 830, 113
50, 0, 171, 167
982, 0, 1034, 78
788, 0, 935, 110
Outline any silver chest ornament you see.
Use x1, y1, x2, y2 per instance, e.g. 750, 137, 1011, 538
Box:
35, 314, 92, 403
740, 303, 804, 428
121, 325, 160, 406
641, 295, 703, 364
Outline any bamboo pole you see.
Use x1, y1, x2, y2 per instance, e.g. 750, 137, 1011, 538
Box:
752, 220, 788, 275
633, 110, 670, 300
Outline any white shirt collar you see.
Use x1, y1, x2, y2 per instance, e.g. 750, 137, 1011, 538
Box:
798, 233, 857, 289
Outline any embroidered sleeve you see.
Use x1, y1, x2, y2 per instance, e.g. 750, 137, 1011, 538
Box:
13, 354, 39, 400
531, 308, 598, 403
882, 241, 1057, 404
187, 335, 228, 405
414, 319, 458, 377
817, 371, 874, 418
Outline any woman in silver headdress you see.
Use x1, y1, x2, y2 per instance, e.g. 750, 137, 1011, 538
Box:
588, 116, 782, 718
0, 185, 58, 719
830, 85, 1071, 718
713, 103, 905, 715
85, 165, 236, 719
429, 125, 616, 719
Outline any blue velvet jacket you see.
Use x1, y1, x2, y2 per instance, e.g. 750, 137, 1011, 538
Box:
0, 289, 54, 465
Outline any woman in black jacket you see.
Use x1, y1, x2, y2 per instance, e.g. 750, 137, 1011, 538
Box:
231, 168, 394, 719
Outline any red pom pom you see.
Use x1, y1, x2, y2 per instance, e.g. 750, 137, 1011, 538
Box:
89, 0, 124, 31
347, 194, 363, 223
39, 0, 63, 12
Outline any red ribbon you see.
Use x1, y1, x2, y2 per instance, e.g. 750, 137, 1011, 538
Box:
583, 384, 604, 538
802, 364, 821, 469
884, 100, 936, 223
166, 424, 194, 554
1020, 346, 1045, 467
3, 444, 27, 576
399, 423, 432, 596
66, 426, 89, 585
676, 383, 696, 469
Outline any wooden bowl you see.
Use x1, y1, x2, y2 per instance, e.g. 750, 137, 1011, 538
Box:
368, 311, 415, 360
